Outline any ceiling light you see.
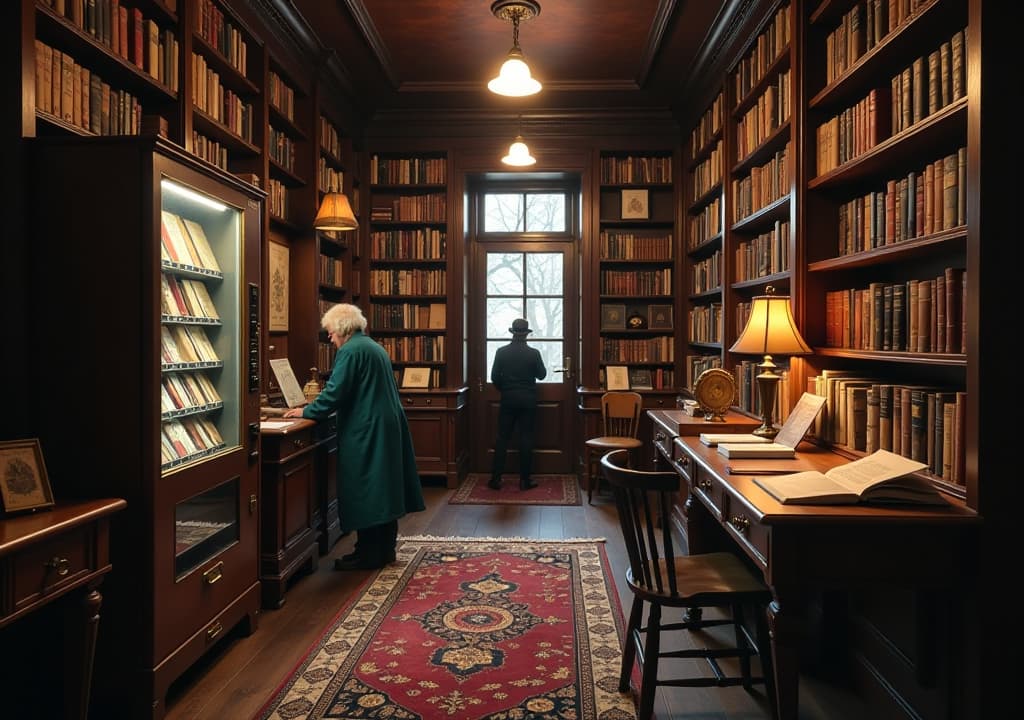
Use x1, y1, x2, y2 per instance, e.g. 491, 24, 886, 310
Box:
313, 192, 358, 231
502, 135, 536, 166
488, 0, 542, 97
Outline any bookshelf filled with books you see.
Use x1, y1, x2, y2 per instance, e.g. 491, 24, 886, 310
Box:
800, 0, 969, 498
596, 150, 678, 391
28, 135, 264, 717
366, 151, 449, 389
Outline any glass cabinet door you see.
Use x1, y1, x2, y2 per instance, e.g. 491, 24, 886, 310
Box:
174, 478, 240, 579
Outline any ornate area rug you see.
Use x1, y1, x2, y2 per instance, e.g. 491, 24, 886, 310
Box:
448, 474, 582, 506
254, 536, 636, 720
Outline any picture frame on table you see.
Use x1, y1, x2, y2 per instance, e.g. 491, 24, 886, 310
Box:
648, 304, 673, 329
620, 189, 649, 220
629, 368, 654, 390
605, 365, 630, 391
401, 367, 431, 389
0, 439, 55, 514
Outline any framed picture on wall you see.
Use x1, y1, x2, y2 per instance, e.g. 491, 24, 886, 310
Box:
621, 189, 649, 219
605, 365, 629, 390
268, 241, 290, 331
0, 439, 55, 514
401, 367, 431, 389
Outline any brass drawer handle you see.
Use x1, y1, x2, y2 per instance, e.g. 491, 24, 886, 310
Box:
292, 438, 306, 448
203, 561, 224, 585
729, 516, 750, 534
206, 621, 223, 641
698, 478, 712, 491
46, 556, 70, 576
655, 431, 665, 442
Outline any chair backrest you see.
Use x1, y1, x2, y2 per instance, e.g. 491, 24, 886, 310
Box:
600, 447, 681, 598
601, 391, 642, 439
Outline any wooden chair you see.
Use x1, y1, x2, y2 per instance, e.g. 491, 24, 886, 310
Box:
600, 448, 777, 720
584, 391, 643, 504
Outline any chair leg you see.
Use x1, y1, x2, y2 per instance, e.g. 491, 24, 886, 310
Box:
756, 606, 779, 720
619, 595, 643, 692
637, 602, 662, 720
732, 604, 753, 687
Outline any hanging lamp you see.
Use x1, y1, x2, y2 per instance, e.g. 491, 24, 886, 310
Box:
487, 1, 542, 97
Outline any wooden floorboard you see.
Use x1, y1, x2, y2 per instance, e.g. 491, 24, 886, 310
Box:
162, 479, 867, 720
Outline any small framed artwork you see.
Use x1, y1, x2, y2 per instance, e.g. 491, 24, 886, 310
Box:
601, 303, 627, 330
0, 439, 55, 514
401, 367, 431, 389
268, 241, 290, 332
621, 189, 649, 220
629, 368, 654, 390
605, 365, 630, 390
648, 304, 673, 329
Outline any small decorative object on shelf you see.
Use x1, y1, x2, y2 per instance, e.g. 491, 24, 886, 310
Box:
693, 367, 736, 423
627, 312, 647, 329
303, 368, 322, 403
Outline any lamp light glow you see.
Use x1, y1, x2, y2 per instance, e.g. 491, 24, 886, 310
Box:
502, 135, 537, 166
161, 179, 228, 212
313, 192, 358, 232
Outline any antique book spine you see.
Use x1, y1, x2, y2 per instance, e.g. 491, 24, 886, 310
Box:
909, 388, 928, 463
866, 384, 881, 453
942, 401, 956, 481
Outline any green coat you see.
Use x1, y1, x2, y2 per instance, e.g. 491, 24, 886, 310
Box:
301, 330, 424, 531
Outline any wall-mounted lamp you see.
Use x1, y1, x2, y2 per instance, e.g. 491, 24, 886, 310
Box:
729, 286, 812, 438
488, 1, 542, 97
313, 191, 358, 232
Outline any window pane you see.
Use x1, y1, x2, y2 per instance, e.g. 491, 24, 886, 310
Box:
531, 341, 564, 383
487, 253, 524, 295
526, 252, 563, 295
486, 299, 523, 338
525, 193, 566, 232
484, 194, 523, 232
526, 298, 563, 339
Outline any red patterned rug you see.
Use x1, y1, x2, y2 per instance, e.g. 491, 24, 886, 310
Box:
254, 536, 636, 720
448, 474, 582, 506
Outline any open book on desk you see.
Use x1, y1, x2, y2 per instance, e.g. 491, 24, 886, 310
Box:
753, 449, 946, 505
711, 392, 827, 459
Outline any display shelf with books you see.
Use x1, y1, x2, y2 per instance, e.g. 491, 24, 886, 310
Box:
265, 61, 308, 225
28, 135, 264, 718
596, 150, 677, 390
800, 0, 969, 501
31, 0, 180, 139
366, 151, 449, 387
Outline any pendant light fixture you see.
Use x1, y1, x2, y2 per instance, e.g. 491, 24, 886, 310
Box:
313, 178, 358, 232
502, 117, 536, 166
488, 0, 542, 97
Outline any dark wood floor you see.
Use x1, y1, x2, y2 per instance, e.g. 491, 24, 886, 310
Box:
163, 479, 865, 720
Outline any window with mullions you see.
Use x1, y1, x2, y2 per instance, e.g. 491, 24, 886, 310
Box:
484, 192, 566, 233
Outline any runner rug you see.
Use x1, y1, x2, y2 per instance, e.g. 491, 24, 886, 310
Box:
448, 474, 582, 506
254, 535, 637, 720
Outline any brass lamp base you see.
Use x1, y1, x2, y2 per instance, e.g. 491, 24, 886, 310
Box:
752, 358, 781, 439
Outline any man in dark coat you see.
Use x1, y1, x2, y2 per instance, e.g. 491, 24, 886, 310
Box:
489, 318, 547, 490
285, 303, 424, 570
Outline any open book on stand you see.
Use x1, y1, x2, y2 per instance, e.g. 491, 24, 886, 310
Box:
710, 393, 826, 459
753, 449, 946, 505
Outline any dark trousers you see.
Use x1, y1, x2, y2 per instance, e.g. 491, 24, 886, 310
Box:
355, 518, 398, 561
491, 403, 537, 483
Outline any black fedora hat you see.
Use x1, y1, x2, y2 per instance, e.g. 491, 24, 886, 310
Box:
509, 318, 532, 334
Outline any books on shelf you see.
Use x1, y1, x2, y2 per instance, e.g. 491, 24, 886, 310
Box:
752, 450, 944, 506
711, 393, 826, 459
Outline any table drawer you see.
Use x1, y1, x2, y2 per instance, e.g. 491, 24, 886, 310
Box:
11, 526, 95, 612
264, 428, 316, 462
723, 503, 769, 570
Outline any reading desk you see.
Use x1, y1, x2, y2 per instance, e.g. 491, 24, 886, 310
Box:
664, 436, 979, 720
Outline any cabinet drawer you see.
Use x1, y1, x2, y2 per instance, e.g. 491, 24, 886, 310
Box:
723, 504, 769, 570
264, 428, 316, 462
11, 526, 94, 612
690, 466, 729, 523
652, 427, 675, 464
402, 394, 441, 408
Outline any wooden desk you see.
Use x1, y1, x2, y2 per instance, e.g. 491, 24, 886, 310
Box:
668, 437, 979, 720
0, 498, 126, 720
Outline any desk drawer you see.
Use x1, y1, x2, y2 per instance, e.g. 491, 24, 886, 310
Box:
402, 394, 441, 408
690, 465, 729, 523
264, 428, 316, 462
11, 526, 94, 611
723, 504, 769, 569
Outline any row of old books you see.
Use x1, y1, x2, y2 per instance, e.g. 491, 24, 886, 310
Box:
731, 143, 790, 221
734, 363, 792, 425
369, 229, 447, 259
267, 70, 296, 122
824, 0, 934, 86
161, 210, 221, 272
195, 0, 248, 76
191, 52, 254, 142
689, 94, 724, 155
161, 273, 220, 320
810, 371, 965, 485
837, 146, 967, 255
374, 336, 445, 362
370, 303, 445, 330
369, 194, 447, 223
161, 325, 219, 366
368, 268, 447, 296
161, 416, 224, 467
599, 231, 674, 261
733, 219, 790, 281
34, 40, 142, 136
735, 69, 791, 160
599, 337, 675, 363
690, 249, 723, 294
41, 0, 179, 92
599, 155, 673, 184
161, 372, 223, 417
687, 354, 722, 388
266, 178, 288, 220
815, 87, 888, 175
688, 302, 723, 344
824, 267, 966, 354
691, 145, 723, 201
732, 2, 790, 101
318, 255, 344, 287
370, 156, 447, 185
688, 196, 722, 248
891, 28, 966, 136
599, 268, 673, 296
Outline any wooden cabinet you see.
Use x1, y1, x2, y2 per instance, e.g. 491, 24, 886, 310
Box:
400, 387, 469, 488
259, 419, 321, 608
595, 150, 679, 392
28, 136, 264, 719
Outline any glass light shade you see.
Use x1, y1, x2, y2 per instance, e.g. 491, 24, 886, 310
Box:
730, 294, 812, 356
502, 136, 536, 166
313, 192, 358, 231
488, 47, 542, 97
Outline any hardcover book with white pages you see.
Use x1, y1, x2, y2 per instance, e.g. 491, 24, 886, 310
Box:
711, 392, 827, 458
